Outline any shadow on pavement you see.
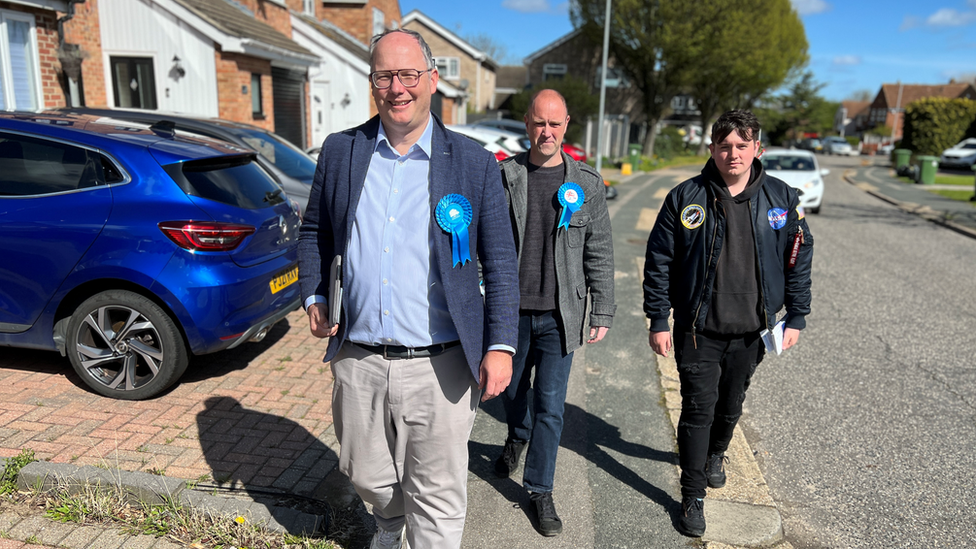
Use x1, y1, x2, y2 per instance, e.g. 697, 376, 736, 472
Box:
473, 396, 679, 518
195, 395, 339, 538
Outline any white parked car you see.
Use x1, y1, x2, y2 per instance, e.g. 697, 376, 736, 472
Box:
938, 137, 976, 170
761, 149, 827, 214
447, 125, 515, 161
455, 125, 528, 154
822, 136, 857, 156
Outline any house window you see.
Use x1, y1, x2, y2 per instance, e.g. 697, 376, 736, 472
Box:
302, 0, 315, 16
596, 67, 630, 89
372, 8, 385, 37
543, 63, 566, 81
0, 10, 41, 111
251, 73, 263, 116
110, 57, 157, 110
435, 57, 460, 79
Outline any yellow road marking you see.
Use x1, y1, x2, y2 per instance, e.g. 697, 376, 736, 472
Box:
636, 208, 657, 232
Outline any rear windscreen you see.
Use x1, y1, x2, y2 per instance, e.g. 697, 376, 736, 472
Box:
164, 155, 286, 209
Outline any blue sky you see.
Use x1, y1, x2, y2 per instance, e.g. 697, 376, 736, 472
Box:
399, 0, 976, 102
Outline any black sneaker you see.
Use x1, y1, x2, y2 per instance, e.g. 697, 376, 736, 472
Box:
530, 491, 562, 536
678, 497, 705, 537
706, 453, 729, 488
494, 438, 526, 478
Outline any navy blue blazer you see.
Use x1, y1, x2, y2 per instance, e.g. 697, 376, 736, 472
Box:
297, 115, 519, 380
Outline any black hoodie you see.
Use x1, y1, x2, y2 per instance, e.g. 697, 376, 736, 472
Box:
701, 159, 764, 336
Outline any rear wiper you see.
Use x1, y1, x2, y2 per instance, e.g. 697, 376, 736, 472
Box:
264, 188, 283, 203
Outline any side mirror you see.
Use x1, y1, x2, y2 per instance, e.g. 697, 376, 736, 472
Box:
820, 168, 830, 176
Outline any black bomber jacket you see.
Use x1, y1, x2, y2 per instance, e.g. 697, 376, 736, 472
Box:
642, 158, 813, 335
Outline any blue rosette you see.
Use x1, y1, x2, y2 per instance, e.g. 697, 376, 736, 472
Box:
435, 194, 473, 267
556, 182, 584, 230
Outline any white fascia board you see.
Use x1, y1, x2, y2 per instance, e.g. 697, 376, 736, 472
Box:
402, 10, 486, 63
3, 0, 68, 11
292, 16, 369, 75
241, 39, 318, 67
437, 80, 466, 99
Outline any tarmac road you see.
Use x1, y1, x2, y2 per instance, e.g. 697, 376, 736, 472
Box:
745, 154, 976, 547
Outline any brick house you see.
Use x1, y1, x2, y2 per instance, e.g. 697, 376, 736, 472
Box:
401, 9, 496, 114
835, 100, 870, 138
523, 29, 644, 155
0, 0, 482, 147
868, 82, 976, 140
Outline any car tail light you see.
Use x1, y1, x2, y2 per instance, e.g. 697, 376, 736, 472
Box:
494, 150, 509, 162
158, 221, 255, 251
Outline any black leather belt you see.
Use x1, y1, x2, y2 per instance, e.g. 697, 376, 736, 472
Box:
354, 341, 460, 360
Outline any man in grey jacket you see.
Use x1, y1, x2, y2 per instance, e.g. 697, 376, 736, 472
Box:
494, 89, 615, 536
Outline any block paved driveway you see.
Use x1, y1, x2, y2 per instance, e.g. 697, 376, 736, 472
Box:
0, 309, 339, 496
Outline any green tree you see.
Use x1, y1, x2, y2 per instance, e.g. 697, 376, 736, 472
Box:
572, 0, 701, 156
686, 0, 808, 154
779, 71, 837, 142
509, 76, 599, 145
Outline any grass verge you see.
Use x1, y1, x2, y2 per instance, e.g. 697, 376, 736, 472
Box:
1, 449, 350, 548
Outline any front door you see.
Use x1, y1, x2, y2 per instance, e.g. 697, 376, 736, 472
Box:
310, 81, 330, 150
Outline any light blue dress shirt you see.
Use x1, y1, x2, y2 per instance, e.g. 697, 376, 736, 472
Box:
305, 117, 514, 354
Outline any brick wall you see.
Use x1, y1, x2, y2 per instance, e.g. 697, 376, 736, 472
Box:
319, 0, 402, 46
527, 32, 641, 121
0, 3, 70, 108
215, 51, 274, 131
403, 19, 494, 113
61, 0, 106, 106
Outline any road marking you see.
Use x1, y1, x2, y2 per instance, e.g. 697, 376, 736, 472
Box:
636, 208, 657, 232
654, 188, 669, 199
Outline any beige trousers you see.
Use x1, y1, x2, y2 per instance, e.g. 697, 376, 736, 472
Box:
331, 341, 479, 548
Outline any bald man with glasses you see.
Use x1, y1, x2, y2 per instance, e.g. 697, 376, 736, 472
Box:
298, 29, 519, 549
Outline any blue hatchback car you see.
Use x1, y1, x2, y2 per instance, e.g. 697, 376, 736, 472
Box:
0, 112, 301, 399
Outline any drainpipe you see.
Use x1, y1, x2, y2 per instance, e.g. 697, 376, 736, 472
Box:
57, 0, 87, 108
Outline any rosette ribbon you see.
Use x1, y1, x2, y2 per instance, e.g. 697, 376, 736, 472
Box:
556, 182, 584, 230
435, 194, 473, 267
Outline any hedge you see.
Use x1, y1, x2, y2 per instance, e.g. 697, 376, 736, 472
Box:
901, 97, 976, 156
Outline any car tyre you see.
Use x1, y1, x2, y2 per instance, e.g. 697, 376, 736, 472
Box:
66, 290, 188, 400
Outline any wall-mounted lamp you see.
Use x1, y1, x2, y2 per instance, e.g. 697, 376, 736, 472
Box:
171, 55, 185, 79
340, 93, 351, 107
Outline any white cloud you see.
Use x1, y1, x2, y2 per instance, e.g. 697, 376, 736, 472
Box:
832, 55, 861, 66
501, 0, 551, 13
926, 8, 976, 27
791, 0, 831, 15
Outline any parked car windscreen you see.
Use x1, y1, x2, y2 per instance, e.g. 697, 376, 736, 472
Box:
762, 154, 816, 171
164, 155, 286, 209
236, 127, 317, 182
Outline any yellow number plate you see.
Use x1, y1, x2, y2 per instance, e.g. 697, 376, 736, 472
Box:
270, 265, 299, 294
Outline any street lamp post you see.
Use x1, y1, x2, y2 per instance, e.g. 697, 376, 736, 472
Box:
594, 0, 611, 176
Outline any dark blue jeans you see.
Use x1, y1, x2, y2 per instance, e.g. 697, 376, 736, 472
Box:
674, 330, 764, 499
502, 311, 575, 494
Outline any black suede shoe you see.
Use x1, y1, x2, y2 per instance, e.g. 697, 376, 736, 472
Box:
706, 453, 729, 488
494, 438, 526, 478
678, 497, 705, 537
530, 491, 562, 536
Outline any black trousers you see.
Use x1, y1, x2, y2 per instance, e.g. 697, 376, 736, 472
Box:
674, 329, 765, 499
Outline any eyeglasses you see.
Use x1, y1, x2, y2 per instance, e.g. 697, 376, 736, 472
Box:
370, 69, 431, 89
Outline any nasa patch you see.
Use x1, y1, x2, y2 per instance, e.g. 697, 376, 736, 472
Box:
796, 205, 805, 220
681, 204, 705, 229
767, 207, 788, 230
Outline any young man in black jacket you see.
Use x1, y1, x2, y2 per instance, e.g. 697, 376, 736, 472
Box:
643, 110, 813, 537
